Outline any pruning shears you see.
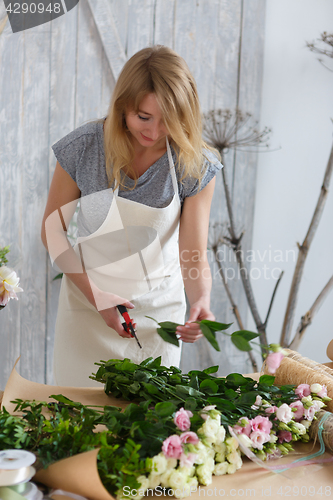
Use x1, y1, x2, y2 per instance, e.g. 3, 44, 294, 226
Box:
117, 304, 142, 349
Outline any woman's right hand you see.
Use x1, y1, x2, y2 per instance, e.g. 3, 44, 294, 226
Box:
90, 286, 136, 338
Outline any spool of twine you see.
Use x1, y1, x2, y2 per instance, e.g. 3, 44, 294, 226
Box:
309, 410, 333, 453
263, 349, 333, 413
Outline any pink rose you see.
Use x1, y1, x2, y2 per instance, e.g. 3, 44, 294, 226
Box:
180, 431, 199, 445
290, 400, 304, 421
174, 408, 193, 431
317, 385, 328, 398
180, 452, 197, 468
251, 416, 272, 435
276, 403, 293, 423
162, 435, 183, 459
278, 430, 292, 443
265, 405, 278, 415
250, 431, 270, 450
295, 384, 311, 399
266, 352, 284, 374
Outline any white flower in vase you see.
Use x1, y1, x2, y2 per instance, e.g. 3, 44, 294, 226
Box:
0, 266, 23, 308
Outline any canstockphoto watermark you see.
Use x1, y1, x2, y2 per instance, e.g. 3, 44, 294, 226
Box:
3, 0, 80, 33
123, 486, 257, 497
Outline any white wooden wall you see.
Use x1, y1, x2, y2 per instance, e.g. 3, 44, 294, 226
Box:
0, 0, 265, 388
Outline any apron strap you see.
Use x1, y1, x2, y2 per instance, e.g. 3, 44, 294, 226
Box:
166, 137, 179, 197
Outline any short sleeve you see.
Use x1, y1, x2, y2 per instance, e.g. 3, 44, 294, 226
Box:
180, 149, 223, 200
52, 131, 87, 183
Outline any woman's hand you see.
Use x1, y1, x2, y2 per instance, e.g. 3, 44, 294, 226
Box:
175, 300, 215, 343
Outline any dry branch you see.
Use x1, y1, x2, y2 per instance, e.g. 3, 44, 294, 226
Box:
289, 275, 333, 351
280, 142, 333, 347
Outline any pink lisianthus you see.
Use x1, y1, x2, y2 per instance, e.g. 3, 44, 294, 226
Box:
266, 448, 282, 460
180, 452, 197, 468
266, 352, 284, 374
251, 415, 272, 435
265, 405, 278, 415
162, 435, 183, 459
180, 431, 199, 445
233, 417, 251, 437
249, 431, 270, 450
303, 401, 321, 422
317, 385, 328, 398
295, 384, 311, 399
278, 430, 292, 443
200, 405, 216, 421
290, 400, 304, 421
173, 408, 193, 431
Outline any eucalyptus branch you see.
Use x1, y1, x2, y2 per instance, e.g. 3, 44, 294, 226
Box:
289, 275, 333, 351
280, 142, 333, 347
211, 243, 258, 372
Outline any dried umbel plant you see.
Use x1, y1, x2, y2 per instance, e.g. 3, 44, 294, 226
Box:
306, 32, 333, 71
203, 109, 271, 154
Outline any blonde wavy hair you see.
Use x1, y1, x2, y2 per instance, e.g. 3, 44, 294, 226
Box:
103, 45, 218, 190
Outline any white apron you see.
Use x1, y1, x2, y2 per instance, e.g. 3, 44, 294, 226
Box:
53, 139, 186, 387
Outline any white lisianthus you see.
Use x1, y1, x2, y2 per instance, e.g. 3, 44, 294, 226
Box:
213, 461, 229, 476
178, 465, 195, 478
196, 464, 213, 486
151, 453, 168, 474
135, 475, 150, 500
269, 434, 278, 444
175, 477, 199, 498
310, 383, 322, 394
276, 403, 293, 423
160, 469, 173, 488
300, 419, 312, 430
215, 451, 226, 463
206, 446, 215, 459
237, 434, 252, 449
313, 400, 325, 409
226, 451, 242, 469
215, 425, 226, 445
227, 463, 237, 474
199, 417, 220, 444
186, 476, 198, 493
214, 442, 226, 454
168, 470, 188, 491
148, 473, 162, 489
205, 456, 215, 472
225, 437, 239, 453
0, 266, 23, 306
193, 442, 209, 464
290, 422, 306, 436
301, 396, 313, 409
166, 457, 178, 470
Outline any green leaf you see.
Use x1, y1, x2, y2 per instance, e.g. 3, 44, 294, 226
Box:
237, 392, 257, 406
142, 383, 160, 395
175, 385, 205, 398
200, 323, 220, 351
259, 375, 276, 386
199, 379, 218, 395
200, 320, 233, 331
203, 366, 219, 375
117, 359, 138, 372
156, 327, 179, 347
207, 397, 236, 411
232, 330, 260, 341
231, 333, 251, 351
158, 321, 179, 332
184, 398, 198, 412
226, 373, 250, 386
154, 402, 177, 418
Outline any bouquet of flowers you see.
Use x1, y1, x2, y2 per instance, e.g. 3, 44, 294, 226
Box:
0, 245, 23, 309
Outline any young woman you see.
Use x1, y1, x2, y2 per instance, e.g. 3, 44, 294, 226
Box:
41, 45, 222, 387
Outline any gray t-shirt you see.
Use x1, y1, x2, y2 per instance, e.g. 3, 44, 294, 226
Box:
52, 119, 223, 236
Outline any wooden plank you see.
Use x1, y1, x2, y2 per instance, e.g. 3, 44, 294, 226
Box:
154, 0, 175, 48
0, 22, 25, 390
18, 23, 51, 383
45, 7, 79, 385
87, 0, 127, 81
126, 0, 155, 58
173, 0, 197, 73
110, 0, 129, 55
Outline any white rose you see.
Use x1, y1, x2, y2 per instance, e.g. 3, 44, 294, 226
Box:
151, 453, 168, 474
206, 446, 215, 459
225, 437, 239, 453
166, 457, 178, 469
215, 425, 226, 445
168, 470, 187, 490
205, 456, 215, 472
193, 442, 209, 464
175, 477, 198, 498
213, 461, 229, 476
310, 383, 322, 394
199, 417, 220, 444
227, 463, 237, 474
148, 473, 162, 489
196, 464, 213, 486
226, 451, 242, 470
160, 469, 173, 488
178, 465, 195, 478
215, 452, 226, 463
214, 442, 226, 454
186, 476, 198, 492
237, 434, 252, 449
276, 403, 293, 423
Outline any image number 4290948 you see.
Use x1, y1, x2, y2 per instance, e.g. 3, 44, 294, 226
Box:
3, 0, 80, 33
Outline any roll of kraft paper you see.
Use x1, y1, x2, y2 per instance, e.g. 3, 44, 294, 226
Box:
0, 450, 36, 487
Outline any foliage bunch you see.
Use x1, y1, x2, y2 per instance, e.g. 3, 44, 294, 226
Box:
0, 245, 10, 267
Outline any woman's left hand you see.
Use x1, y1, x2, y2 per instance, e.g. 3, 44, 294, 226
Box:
175, 301, 215, 343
